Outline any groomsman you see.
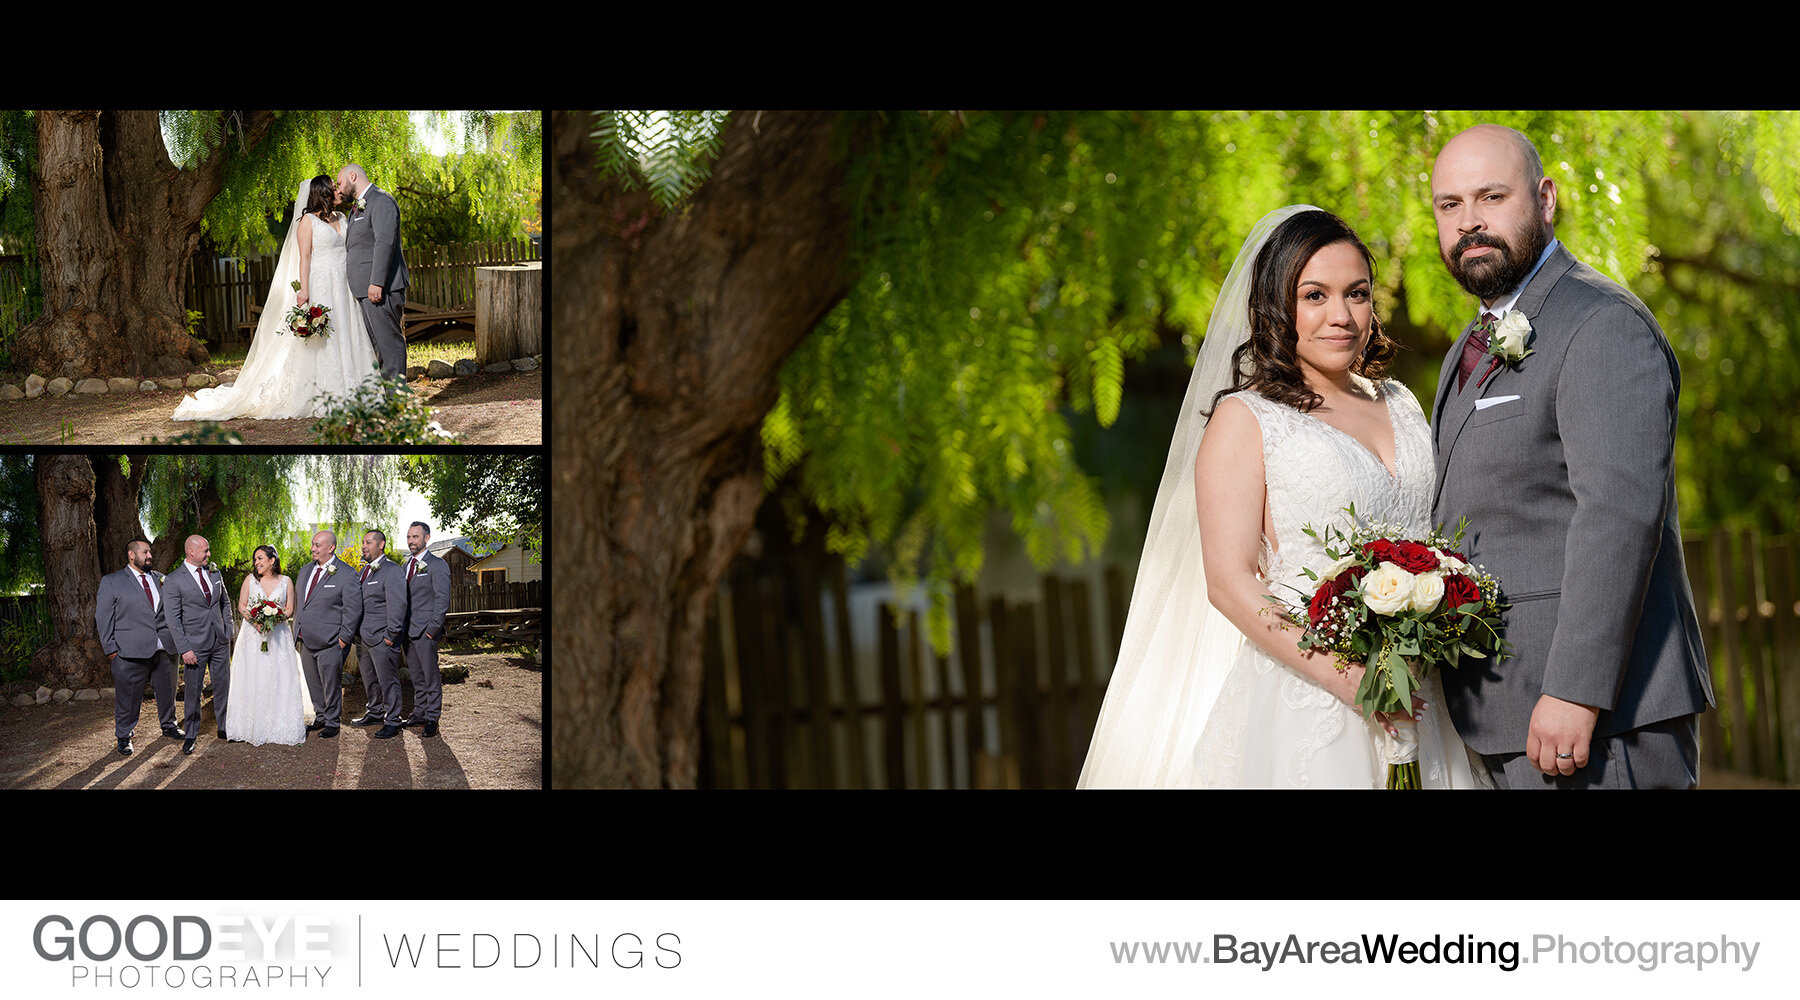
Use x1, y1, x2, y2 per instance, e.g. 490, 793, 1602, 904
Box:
355, 530, 410, 739
163, 535, 233, 755
296, 530, 362, 738
400, 521, 452, 738
94, 540, 182, 755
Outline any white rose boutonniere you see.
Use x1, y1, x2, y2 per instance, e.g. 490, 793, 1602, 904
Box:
1477, 311, 1535, 388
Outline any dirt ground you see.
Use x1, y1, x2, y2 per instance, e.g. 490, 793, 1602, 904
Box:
0, 369, 541, 445
0, 642, 542, 790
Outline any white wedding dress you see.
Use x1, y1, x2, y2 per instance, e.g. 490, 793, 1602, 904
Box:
174, 195, 381, 421
225, 575, 306, 747
1191, 379, 1485, 788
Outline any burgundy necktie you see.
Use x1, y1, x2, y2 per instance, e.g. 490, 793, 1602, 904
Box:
197, 566, 211, 603
305, 565, 322, 606
1456, 313, 1497, 392
140, 572, 154, 608
407, 558, 417, 582
360, 565, 370, 584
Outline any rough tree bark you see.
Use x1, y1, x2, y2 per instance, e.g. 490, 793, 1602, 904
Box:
552, 110, 852, 788
29, 455, 106, 689
93, 455, 148, 568
15, 109, 276, 378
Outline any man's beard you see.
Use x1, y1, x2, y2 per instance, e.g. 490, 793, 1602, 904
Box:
1442, 222, 1550, 300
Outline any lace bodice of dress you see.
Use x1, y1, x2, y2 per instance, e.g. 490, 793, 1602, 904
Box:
309, 214, 348, 278
1225, 378, 1434, 609
249, 575, 290, 611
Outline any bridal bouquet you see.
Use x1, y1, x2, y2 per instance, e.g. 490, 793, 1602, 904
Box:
1277, 505, 1508, 788
284, 280, 332, 339
246, 598, 288, 652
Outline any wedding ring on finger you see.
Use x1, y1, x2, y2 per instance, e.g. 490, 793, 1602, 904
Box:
1556, 752, 1575, 760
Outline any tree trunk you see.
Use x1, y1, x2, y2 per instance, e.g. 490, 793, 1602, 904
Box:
15, 109, 275, 379
29, 455, 106, 689
92, 455, 147, 569
552, 110, 853, 788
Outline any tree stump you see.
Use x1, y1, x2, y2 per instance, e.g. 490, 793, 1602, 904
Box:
475, 262, 542, 365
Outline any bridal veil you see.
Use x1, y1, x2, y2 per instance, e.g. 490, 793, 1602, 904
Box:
1076, 205, 1316, 788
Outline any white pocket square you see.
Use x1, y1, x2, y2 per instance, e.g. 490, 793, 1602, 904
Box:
1475, 395, 1521, 411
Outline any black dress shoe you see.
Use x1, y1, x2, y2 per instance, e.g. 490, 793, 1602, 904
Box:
117, 738, 133, 756
182, 738, 196, 755
348, 714, 381, 727
306, 722, 325, 732
399, 716, 423, 728
162, 725, 183, 739
217, 729, 228, 739
422, 720, 438, 738
320, 726, 339, 738
373, 724, 402, 739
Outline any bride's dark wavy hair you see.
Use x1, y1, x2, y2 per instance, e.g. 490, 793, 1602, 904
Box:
253, 544, 282, 578
1209, 209, 1398, 415
305, 174, 338, 221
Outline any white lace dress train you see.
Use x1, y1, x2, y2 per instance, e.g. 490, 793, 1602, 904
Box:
1191, 379, 1488, 788
174, 213, 381, 421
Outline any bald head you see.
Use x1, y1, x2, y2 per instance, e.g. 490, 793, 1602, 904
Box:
335, 164, 369, 202
1430, 124, 1557, 302
1435, 124, 1545, 191
311, 529, 338, 565
183, 535, 211, 568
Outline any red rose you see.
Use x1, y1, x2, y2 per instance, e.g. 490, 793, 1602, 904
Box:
1307, 565, 1366, 627
310, 306, 324, 318
1389, 540, 1439, 573
1361, 539, 1398, 564
1443, 574, 1481, 611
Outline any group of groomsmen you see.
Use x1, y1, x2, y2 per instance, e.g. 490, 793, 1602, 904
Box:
94, 523, 453, 756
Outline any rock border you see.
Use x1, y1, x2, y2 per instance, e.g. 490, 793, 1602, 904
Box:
2, 355, 543, 400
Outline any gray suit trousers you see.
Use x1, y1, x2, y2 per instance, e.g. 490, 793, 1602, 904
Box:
182, 639, 231, 738
364, 641, 404, 725
111, 651, 176, 739
404, 635, 441, 722
298, 639, 348, 729
1480, 714, 1699, 789
360, 288, 407, 388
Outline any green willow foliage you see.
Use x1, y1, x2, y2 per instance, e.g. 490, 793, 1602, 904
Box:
603, 110, 1800, 649
590, 111, 729, 209
165, 110, 423, 259
398, 453, 544, 559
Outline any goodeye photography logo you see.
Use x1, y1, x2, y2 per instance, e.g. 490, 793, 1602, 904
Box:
32, 911, 338, 989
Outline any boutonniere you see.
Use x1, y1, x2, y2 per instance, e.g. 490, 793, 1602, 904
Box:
325, 563, 338, 576
1476, 312, 1535, 389
206, 562, 219, 574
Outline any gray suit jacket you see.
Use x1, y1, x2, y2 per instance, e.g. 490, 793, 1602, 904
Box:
1431, 243, 1713, 754
295, 556, 362, 651
345, 184, 409, 295
357, 556, 409, 646
95, 568, 175, 660
403, 552, 452, 640
163, 561, 232, 656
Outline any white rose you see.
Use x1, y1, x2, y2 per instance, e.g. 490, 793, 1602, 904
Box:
1493, 311, 1532, 359
1319, 552, 1360, 583
1407, 570, 1446, 614
1361, 563, 1416, 616
1436, 551, 1469, 575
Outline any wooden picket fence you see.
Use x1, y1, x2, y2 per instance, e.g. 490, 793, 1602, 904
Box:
181, 238, 539, 350
1, 254, 40, 342
700, 529, 1800, 789
450, 580, 542, 613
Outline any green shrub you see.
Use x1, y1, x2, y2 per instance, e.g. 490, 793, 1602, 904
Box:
309, 371, 455, 445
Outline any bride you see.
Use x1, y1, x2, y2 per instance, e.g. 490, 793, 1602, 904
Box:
1078, 205, 1485, 788
225, 545, 307, 746
174, 176, 382, 421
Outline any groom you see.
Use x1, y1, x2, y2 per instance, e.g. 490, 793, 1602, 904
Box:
1429, 124, 1714, 789
296, 530, 362, 739
163, 535, 234, 755
399, 521, 452, 738
336, 164, 411, 391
